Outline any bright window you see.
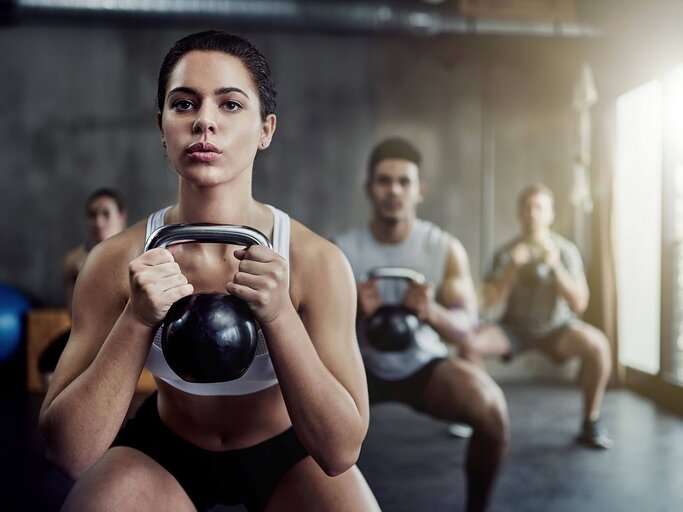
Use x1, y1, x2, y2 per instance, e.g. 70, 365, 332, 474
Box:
614, 80, 662, 375
665, 65, 683, 383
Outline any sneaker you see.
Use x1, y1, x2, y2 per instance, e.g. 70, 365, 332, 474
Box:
576, 419, 613, 450
447, 422, 474, 439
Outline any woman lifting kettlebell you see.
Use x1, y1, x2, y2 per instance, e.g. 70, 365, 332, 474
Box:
39, 30, 379, 512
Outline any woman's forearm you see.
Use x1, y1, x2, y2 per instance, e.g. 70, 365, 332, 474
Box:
261, 308, 367, 476
40, 303, 154, 478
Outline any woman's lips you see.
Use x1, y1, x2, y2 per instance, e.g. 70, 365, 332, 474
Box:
188, 151, 220, 163
187, 142, 221, 163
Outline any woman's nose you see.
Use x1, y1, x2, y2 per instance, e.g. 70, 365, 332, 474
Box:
192, 106, 217, 135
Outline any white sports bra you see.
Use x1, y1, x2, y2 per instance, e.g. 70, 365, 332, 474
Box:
143, 204, 290, 396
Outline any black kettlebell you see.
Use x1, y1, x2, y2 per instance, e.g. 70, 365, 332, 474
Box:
365, 304, 421, 352
144, 223, 273, 383
362, 267, 426, 352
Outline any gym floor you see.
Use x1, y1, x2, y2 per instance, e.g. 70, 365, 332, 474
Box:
3, 382, 682, 512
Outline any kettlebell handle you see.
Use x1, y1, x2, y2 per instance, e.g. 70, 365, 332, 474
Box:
144, 223, 273, 252
361, 267, 426, 284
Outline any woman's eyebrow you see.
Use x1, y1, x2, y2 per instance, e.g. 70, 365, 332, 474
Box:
216, 87, 249, 99
167, 86, 197, 97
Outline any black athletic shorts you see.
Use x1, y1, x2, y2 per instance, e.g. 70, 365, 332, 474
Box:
111, 392, 308, 511
366, 358, 445, 411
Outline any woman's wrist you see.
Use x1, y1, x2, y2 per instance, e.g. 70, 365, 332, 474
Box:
259, 302, 300, 331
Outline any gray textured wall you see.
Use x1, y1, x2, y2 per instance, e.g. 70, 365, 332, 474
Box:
0, 26, 579, 318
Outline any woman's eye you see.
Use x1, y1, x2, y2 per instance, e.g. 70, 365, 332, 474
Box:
224, 101, 241, 112
171, 99, 194, 111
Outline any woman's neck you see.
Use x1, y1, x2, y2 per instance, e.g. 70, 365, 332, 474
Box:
167, 179, 272, 259
172, 177, 259, 226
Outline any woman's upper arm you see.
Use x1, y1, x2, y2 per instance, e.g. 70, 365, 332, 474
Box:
295, 235, 368, 412
43, 237, 131, 407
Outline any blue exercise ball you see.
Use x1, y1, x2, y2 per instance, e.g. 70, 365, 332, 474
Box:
0, 284, 32, 363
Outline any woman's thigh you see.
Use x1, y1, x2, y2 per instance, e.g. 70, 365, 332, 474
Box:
61, 446, 196, 512
265, 457, 380, 512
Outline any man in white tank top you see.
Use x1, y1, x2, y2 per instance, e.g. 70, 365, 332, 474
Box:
334, 138, 509, 512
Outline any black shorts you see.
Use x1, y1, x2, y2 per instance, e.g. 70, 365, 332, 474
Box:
111, 393, 308, 512
366, 358, 445, 411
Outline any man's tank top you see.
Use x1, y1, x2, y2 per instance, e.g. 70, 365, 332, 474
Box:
334, 219, 451, 380
143, 205, 290, 396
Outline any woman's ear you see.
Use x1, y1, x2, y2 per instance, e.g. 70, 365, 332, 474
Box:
157, 112, 166, 149
258, 114, 277, 150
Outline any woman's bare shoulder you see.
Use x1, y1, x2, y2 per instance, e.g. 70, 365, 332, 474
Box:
290, 220, 348, 266
288, 220, 354, 301
80, 220, 148, 289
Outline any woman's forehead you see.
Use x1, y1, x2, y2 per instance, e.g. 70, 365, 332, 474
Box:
168, 51, 254, 92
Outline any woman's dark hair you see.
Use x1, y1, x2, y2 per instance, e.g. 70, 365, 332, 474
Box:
157, 30, 276, 121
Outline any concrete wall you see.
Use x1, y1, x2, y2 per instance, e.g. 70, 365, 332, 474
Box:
0, 24, 584, 380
